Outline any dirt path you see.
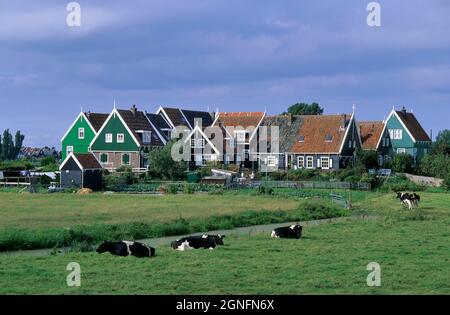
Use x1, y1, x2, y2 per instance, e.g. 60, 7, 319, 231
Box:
1, 214, 379, 257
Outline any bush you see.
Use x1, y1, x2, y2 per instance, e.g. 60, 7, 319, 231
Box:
208, 187, 224, 195
392, 153, 414, 174
443, 176, 450, 191
420, 153, 450, 179
183, 183, 196, 194
167, 183, 179, 194
379, 175, 425, 192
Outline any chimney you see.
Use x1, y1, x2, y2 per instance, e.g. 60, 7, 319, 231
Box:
401, 106, 407, 117
342, 114, 347, 127
131, 104, 137, 116
87, 111, 91, 119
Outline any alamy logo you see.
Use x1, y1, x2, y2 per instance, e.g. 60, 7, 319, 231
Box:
66, 2, 81, 27
366, 262, 381, 287
66, 262, 81, 287
366, 2, 381, 27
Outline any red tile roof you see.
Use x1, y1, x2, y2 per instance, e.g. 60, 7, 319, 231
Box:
289, 114, 352, 154
213, 112, 265, 129
359, 121, 384, 150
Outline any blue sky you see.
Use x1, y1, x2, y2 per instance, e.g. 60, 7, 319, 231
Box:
0, 0, 449, 147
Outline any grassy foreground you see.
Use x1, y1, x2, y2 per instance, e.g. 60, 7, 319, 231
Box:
1, 218, 449, 295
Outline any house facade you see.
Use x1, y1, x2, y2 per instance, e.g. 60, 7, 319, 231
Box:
385, 107, 432, 164
61, 111, 108, 160
285, 113, 361, 171
359, 121, 394, 167
212, 112, 266, 168
90, 105, 165, 170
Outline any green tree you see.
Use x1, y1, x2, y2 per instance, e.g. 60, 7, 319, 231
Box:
14, 131, 25, 159
356, 149, 378, 171
434, 129, 450, 154
148, 140, 187, 180
420, 153, 450, 179
283, 102, 324, 115
392, 153, 414, 174
2, 129, 13, 160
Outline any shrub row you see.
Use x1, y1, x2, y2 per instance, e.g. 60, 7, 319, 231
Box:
0, 202, 349, 251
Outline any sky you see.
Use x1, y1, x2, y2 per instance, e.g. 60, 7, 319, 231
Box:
0, 0, 449, 148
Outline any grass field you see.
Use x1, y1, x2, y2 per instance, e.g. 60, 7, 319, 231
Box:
0, 192, 301, 229
0, 189, 449, 294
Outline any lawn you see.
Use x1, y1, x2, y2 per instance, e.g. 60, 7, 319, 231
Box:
0, 189, 448, 294
1, 217, 449, 295
0, 192, 300, 230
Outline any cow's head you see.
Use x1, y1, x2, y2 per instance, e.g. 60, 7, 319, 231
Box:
396, 192, 402, 199
214, 234, 225, 245
96, 241, 112, 254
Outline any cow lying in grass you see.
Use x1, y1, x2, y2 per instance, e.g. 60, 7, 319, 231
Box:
96, 241, 155, 258
171, 234, 225, 251
271, 224, 303, 239
396, 192, 421, 210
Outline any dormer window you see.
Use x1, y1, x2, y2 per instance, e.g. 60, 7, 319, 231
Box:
325, 134, 333, 142
143, 131, 151, 144
298, 135, 305, 142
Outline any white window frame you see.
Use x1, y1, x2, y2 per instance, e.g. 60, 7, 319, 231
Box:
267, 156, 277, 167
298, 156, 304, 168
117, 133, 125, 143
121, 153, 130, 166
389, 129, 403, 140
306, 156, 314, 169
143, 131, 151, 144
320, 157, 330, 169
349, 140, 353, 148
197, 139, 205, 149
78, 128, 85, 140
105, 133, 113, 143
66, 146, 74, 156
397, 148, 406, 154
235, 131, 246, 143
100, 153, 108, 164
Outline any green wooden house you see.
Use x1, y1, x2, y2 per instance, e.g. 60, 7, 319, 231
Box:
90, 105, 165, 170
61, 111, 109, 161
385, 107, 431, 165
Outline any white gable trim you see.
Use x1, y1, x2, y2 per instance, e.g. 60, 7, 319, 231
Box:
338, 113, 355, 154
179, 109, 193, 130
60, 112, 96, 142
249, 112, 266, 143
386, 110, 417, 143
183, 125, 220, 155
375, 121, 389, 150
156, 106, 176, 129
59, 153, 84, 171
89, 108, 141, 149
144, 115, 167, 145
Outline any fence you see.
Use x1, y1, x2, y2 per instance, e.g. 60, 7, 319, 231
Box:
0, 177, 31, 187
238, 180, 371, 191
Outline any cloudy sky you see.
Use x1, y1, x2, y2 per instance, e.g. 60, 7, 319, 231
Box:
0, 0, 449, 147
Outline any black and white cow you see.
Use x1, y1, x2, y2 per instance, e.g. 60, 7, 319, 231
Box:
96, 241, 155, 258
171, 234, 225, 251
271, 224, 302, 239
396, 192, 420, 210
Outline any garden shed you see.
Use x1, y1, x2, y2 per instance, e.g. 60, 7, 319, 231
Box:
60, 153, 103, 191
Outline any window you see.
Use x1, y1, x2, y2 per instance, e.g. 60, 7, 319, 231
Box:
117, 133, 125, 143
100, 153, 108, 163
349, 140, 353, 148
397, 148, 406, 154
320, 157, 330, 169
306, 156, 314, 169
385, 138, 390, 147
298, 135, 305, 142
267, 156, 277, 167
143, 131, 151, 144
197, 139, 205, 148
78, 128, 85, 139
389, 129, 403, 140
105, 133, 113, 143
378, 155, 384, 166
235, 131, 246, 143
325, 134, 333, 142
122, 153, 130, 165
298, 156, 304, 168
66, 146, 73, 156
